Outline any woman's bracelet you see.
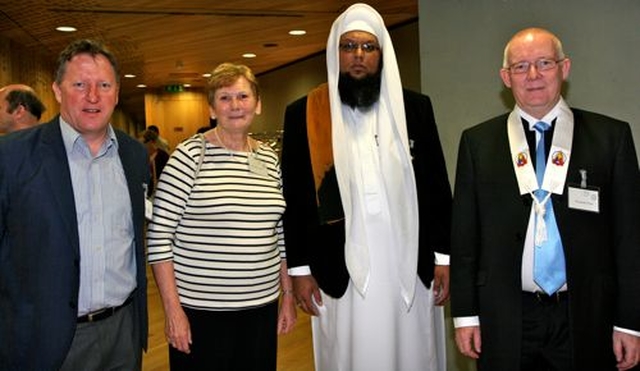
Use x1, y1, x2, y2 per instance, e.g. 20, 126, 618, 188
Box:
281, 289, 294, 295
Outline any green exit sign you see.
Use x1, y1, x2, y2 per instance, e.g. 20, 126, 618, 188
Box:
164, 85, 184, 92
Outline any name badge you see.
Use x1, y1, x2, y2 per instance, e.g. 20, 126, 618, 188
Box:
567, 185, 599, 213
248, 154, 269, 177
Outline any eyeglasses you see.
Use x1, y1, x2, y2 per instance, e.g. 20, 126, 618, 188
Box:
506, 58, 565, 74
339, 41, 380, 53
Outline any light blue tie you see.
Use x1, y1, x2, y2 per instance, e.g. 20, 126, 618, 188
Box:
533, 121, 566, 294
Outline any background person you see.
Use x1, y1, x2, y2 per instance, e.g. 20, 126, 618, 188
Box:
147, 124, 171, 153
281, 3, 452, 370
0, 39, 149, 370
147, 62, 296, 371
450, 27, 640, 371
141, 128, 169, 195
0, 83, 45, 133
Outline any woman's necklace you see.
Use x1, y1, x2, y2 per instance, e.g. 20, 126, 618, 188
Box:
213, 128, 267, 175
212, 128, 267, 175
213, 127, 251, 158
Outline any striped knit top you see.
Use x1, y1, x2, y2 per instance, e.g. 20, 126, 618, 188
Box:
147, 134, 286, 310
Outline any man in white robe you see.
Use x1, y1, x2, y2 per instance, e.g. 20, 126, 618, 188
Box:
281, 3, 452, 370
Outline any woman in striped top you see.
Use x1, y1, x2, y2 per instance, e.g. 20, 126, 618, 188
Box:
147, 63, 296, 371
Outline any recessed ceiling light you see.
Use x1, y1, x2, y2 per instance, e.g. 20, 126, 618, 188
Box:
242, 53, 257, 59
136, 84, 147, 88
183, 84, 191, 88
289, 30, 306, 36
202, 73, 212, 78
56, 26, 77, 32
124, 74, 136, 78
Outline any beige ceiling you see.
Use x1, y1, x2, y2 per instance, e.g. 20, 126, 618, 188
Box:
0, 1, 417, 123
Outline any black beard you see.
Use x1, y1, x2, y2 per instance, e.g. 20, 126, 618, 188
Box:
338, 70, 382, 110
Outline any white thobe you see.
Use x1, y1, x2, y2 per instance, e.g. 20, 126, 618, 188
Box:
312, 108, 445, 371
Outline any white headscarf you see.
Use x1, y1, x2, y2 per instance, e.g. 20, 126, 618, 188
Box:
327, 3, 420, 307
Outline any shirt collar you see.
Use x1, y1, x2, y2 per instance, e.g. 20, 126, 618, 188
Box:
59, 116, 119, 156
516, 97, 566, 131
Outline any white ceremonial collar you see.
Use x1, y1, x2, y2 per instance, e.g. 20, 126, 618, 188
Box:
507, 98, 574, 196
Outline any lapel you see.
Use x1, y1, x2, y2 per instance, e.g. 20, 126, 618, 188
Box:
494, 117, 535, 231
39, 117, 80, 255
115, 130, 145, 253
553, 110, 581, 231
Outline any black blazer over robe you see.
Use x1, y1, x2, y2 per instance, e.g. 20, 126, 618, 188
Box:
281, 89, 452, 298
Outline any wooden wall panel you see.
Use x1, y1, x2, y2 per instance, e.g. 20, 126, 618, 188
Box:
0, 36, 57, 123
0, 38, 12, 85
145, 90, 210, 150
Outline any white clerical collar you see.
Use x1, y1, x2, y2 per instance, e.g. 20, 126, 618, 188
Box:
516, 101, 564, 132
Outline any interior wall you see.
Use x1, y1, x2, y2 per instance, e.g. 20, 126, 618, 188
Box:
419, 1, 640, 371
144, 89, 210, 149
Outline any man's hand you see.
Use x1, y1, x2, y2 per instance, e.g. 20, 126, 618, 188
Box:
613, 330, 640, 370
292, 275, 322, 316
455, 326, 482, 359
433, 265, 450, 306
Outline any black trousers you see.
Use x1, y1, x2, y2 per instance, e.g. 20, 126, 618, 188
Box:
169, 301, 278, 371
520, 291, 572, 371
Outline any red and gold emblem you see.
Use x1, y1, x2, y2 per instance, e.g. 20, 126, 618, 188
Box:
516, 152, 528, 167
552, 151, 566, 166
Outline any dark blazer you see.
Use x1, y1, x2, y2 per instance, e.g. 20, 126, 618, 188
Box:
450, 109, 640, 370
0, 117, 149, 370
281, 89, 452, 298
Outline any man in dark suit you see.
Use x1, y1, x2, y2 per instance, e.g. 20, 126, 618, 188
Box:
451, 27, 640, 371
0, 39, 149, 370
281, 4, 451, 370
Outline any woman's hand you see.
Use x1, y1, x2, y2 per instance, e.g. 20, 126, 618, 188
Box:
277, 290, 297, 334
151, 261, 193, 353
165, 305, 192, 354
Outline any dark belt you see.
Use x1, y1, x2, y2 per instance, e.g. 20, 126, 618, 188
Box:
77, 295, 133, 323
523, 290, 568, 304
